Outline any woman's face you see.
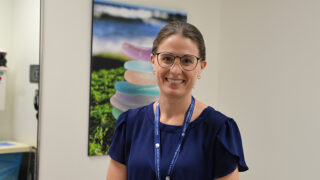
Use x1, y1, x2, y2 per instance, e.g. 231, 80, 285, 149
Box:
151, 34, 206, 99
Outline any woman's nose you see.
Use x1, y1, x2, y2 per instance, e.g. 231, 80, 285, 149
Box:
170, 57, 183, 73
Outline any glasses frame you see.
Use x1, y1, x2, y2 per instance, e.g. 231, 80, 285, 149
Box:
153, 52, 202, 71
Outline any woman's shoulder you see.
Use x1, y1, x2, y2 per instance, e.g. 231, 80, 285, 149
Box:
198, 105, 234, 131
117, 103, 154, 126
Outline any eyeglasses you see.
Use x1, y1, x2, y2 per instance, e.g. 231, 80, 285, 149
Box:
153, 52, 202, 71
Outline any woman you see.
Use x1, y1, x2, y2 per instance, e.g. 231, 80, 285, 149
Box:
107, 21, 248, 180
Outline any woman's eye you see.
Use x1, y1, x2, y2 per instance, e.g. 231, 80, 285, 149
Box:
181, 58, 193, 65
162, 56, 173, 63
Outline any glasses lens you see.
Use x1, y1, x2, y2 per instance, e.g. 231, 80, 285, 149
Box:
158, 53, 175, 67
181, 55, 197, 70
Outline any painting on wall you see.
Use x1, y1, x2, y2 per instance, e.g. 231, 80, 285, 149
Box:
88, 0, 187, 156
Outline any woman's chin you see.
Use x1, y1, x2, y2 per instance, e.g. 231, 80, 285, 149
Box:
160, 87, 190, 99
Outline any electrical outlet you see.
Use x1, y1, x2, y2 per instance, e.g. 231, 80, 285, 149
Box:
30, 65, 40, 83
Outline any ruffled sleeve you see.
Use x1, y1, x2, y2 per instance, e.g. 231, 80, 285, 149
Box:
108, 111, 128, 165
213, 118, 248, 178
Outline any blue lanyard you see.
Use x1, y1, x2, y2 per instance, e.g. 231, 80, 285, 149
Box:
154, 96, 195, 180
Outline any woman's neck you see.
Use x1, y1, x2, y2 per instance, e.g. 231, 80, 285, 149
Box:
157, 94, 192, 125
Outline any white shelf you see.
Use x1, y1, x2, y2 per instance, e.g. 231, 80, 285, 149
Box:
0, 141, 35, 154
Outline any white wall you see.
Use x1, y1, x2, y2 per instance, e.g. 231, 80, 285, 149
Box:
38, 0, 221, 179
0, 0, 39, 147
219, 0, 320, 179
0, 0, 13, 49
0, 0, 14, 141
11, 0, 40, 147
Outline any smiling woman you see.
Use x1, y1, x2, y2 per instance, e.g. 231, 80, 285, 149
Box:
0, 0, 40, 179
107, 21, 248, 180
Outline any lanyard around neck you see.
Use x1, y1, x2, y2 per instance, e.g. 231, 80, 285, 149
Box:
154, 96, 195, 180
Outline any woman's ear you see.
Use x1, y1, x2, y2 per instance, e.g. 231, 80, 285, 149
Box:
200, 60, 207, 70
197, 60, 207, 79
150, 54, 155, 64
151, 54, 156, 70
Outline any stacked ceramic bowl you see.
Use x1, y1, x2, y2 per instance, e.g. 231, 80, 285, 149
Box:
110, 42, 159, 119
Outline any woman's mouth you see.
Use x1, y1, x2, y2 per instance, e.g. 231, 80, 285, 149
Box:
166, 78, 185, 84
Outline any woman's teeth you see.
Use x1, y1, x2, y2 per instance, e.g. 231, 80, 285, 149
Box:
167, 78, 184, 84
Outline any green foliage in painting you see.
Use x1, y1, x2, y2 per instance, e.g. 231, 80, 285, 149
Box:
89, 67, 125, 156
95, 52, 131, 62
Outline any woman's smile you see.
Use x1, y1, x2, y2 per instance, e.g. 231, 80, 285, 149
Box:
165, 77, 185, 84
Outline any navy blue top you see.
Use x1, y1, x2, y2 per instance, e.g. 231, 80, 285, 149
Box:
109, 103, 248, 180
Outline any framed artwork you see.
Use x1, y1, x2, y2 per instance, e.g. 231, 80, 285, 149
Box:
88, 0, 187, 156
